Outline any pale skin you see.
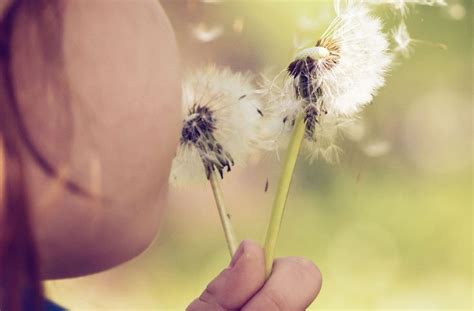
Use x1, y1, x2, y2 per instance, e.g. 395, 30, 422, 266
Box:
6, 1, 322, 309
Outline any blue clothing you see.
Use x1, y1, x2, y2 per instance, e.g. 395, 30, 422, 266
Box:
43, 299, 66, 311
21, 290, 66, 311
22, 298, 66, 311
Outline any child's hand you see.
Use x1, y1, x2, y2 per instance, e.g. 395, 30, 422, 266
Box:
187, 240, 322, 310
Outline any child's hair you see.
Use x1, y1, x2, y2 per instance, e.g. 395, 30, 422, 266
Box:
0, 0, 85, 309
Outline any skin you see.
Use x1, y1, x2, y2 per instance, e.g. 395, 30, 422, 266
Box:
188, 241, 322, 310
6, 0, 322, 308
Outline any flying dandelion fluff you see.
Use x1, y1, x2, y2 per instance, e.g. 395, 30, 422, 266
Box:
170, 66, 265, 255
367, 0, 447, 57
392, 21, 412, 57
367, 0, 447, 16
263, 3, 392, 276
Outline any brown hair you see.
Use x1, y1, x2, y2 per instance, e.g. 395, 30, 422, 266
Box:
0, 0, 84, 309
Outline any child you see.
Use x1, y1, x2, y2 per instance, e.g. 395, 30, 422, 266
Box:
0, 1, 322, 309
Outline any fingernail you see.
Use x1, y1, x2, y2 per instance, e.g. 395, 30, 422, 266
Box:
229, 242, 246, 268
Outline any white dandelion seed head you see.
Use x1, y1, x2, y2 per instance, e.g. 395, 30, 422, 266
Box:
288, 4, 392, 116
170, 66, 265, 186
261, 4, 391, 163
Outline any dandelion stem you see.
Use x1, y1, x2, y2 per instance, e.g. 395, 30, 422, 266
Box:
263, 113, 306, 277
209, 171, 238, 256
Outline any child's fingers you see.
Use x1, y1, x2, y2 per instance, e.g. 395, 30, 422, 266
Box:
187, 240, 266, 310
242, 257, 322, 310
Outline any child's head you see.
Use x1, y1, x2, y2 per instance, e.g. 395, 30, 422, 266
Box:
1, 0, 181, 308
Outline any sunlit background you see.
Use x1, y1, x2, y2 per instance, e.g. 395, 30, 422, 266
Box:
47, 0, 472, 309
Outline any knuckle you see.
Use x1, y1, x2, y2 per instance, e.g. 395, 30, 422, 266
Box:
260, 290, 288, 310
200, 286, 216, 304
243, 290, 287, 311
188, 290, 226, 311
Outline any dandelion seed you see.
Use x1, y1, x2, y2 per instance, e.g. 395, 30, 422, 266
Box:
366, 0, 410, 16
420, 0, 446, 6
191, 23, 224, 42
367, 0, 447, 57
170, 66, 265, 186
362, 140, 392, 157
392, 22, 412, 57
367, 0, 447, 13
344, 120, 366, 142
392, 0, 409, 15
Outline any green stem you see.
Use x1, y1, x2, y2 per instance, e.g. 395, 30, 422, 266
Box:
263, 114, 306, 277
209, 171, 238, 257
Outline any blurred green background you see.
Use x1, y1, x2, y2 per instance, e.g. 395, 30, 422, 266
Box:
47, 0, 472, 309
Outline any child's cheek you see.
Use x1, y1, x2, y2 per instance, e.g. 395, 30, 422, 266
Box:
14, 1, 181, 278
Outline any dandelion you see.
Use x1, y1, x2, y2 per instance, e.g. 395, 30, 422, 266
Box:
263, 3, 392, 276
170, 66, 265, 255
261, 3, 390, 163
